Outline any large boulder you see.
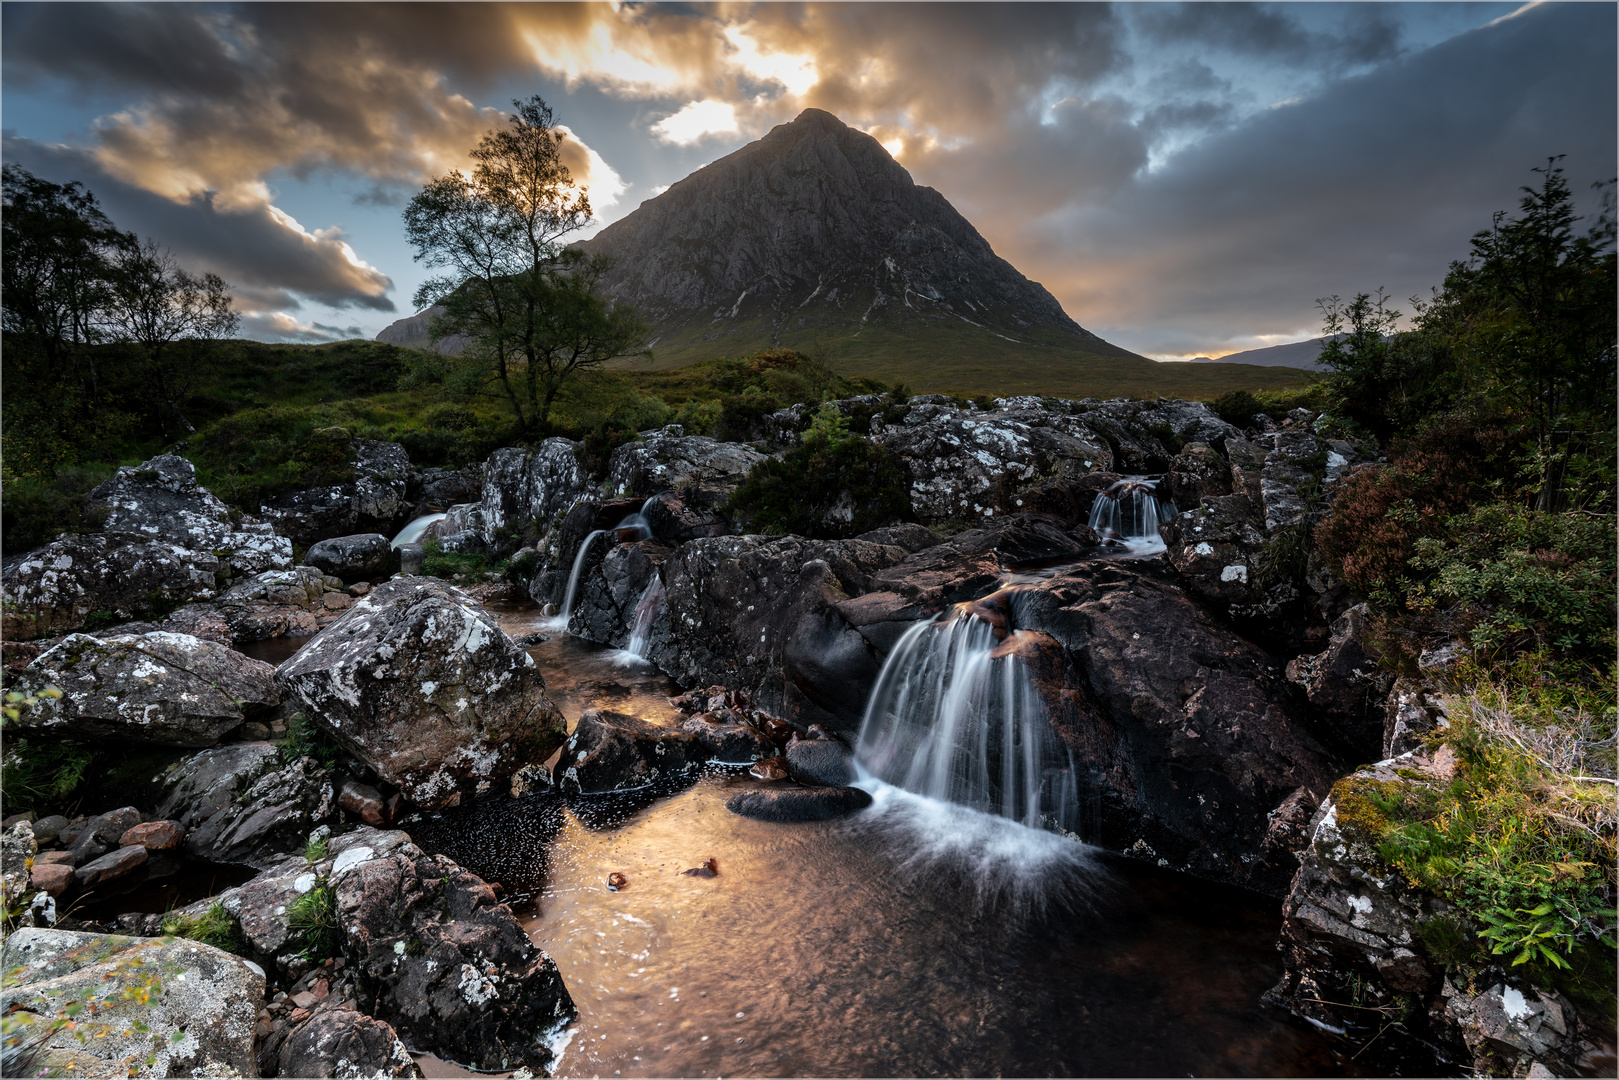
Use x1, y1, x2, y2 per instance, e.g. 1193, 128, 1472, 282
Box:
2, 534, 227, 642
605, 428, 770, 508
156, 743, 336, 868
303, 532, 395, 583
276, 577, 566, 808
0, 929, 264, 1078
86, 454, 292, 579
333, 830, 576, 1073
259, 440, 412, 547
276, 1002, 422, 1079
572, 538, 674, 646
211, 565, 334, 641
868, 399, 1113, 524
9, 631, 279, 746
478, 440, 592, 546
556, 709, 705, 794
1285, 604, 1394, 760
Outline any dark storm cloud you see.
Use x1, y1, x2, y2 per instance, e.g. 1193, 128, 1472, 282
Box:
1133, 3, 1404, 71
2, 135, 396, 312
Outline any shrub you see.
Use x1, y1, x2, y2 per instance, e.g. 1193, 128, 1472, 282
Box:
577, 419, 637, 476
712, 389, 782, 443
287, 880, 342, 962
672, 399, 719, 436
0, 737, 91, 815
1211, 389, 1264, 429
162, 901, 248, 955
418, 537, 490, 580
0, 464, 116, 554
727, 402, 914, 539
279, 712, 344, 769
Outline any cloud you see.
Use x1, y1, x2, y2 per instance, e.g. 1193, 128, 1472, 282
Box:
651, 100, 742, 146
2, 135, 395, 312
240, 312, 360, 343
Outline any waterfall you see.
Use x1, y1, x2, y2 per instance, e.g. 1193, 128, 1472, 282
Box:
391, 512, 447, 548
1087, 478, 1177, 547
856, 609, 1077, 832
615, 576, 666, 665
551, 529, 607, 630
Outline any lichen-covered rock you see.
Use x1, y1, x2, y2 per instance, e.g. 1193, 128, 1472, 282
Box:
209, 565, 331, 641
10, 631, 279, 746
1383, 676, 1447, 758
478, 440, 592, 546
332, 830, 575, 1073
259, 440, 412, 547
277, 1002, 422, 1079
0, 929, 265, 1078
1163, 441, 1232, 506
557, 710, 705, 794
572, 539, 673, 647
156, 743, 336, 868
605, 428, 770, 508
1, 820, 38, 915
304, 533, 395, 584
868, 400, 1112, 524
276, 577, 566, 808
2, 534, 226, 642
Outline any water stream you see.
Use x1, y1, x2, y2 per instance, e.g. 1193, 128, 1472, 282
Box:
1086, 476, 1177, 558
392, 512, 448, 548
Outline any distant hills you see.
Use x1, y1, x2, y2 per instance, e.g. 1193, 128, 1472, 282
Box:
1186, 336, 1338, 371
378, 109, 1311, 398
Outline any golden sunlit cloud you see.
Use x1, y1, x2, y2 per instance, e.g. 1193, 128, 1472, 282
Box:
651, 100, 742, 145
723, 24, 819, 96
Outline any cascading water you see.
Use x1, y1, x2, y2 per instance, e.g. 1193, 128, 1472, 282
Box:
614, 576, 666, 666
856, 607, 1077, 832
391, 512, 447, 548
1087, 477, 1176, 554
550, 496, 663, 633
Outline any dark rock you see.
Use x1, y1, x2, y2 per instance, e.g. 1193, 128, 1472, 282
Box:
1164, 441, 1232, 506
65, 807, 142, 865
852, 522, 942, 552
278, 1003, 422, 1079
786, 738, 856, 786
411, 465, 482, 516
1159, 494, 1266, 605
642, 490, 730, 543
119, 820, 185, 851
607, 871, 628, 890
3, 640, 43, 673
749, 757, 789, 781
74, 844, 149, 888
682, 857, 719, 878
1286, 604, 1394, 760
11, 631, 278, 746
259, 440, 412, 547
557, 710, 704, 794
334, 832, 575, 1073
276, 576, 565, 808
34, 850, 76, 867
680, 715, 773, 763
572, 538, 674, 647
32, 815, 68, 843
156, 743, 336, 869
726, 785, 873, 822
304, 533, 396, 584
605, 429, 769, 508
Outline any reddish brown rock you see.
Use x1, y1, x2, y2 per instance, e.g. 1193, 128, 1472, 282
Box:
30, 862, 73, 897
34, 850, 76, 867
119, 820, 186, 851
749, 757, 789, 781
338, 778, 388, 826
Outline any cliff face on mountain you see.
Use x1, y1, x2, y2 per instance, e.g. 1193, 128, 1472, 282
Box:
575, 108, 1130, 361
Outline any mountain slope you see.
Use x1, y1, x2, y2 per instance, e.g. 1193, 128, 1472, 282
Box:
575, 108, 1140, 369
1190, 336, 1335, 370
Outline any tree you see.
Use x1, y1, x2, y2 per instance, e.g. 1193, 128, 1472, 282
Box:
403, 96, 648, 434
102, 239, 239, 437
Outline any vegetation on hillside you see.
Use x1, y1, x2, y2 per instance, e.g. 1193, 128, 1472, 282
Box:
1311, 159, 1616, 990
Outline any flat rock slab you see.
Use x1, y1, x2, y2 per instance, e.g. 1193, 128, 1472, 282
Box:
0, 929, 265, 1078
74, 844, 148, 888
277, 576, 566, 808
726, 785, 873, 822
11, 631, 278, 746
558, 709, 705, 794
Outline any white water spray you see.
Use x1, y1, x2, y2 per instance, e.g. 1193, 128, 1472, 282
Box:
1087, 478, 1176, 555
391, 512, 447, 548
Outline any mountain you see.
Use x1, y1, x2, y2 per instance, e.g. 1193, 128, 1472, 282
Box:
1189, 336, 1340, 371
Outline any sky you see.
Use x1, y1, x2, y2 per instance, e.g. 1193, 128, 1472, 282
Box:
2, 1, 1613, 359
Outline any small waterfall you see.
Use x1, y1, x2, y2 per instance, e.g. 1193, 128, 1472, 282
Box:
856, 609, 1077, 832
391, 512, 447, 549
552, 529, 607, 630
617, 576, 666, 665
1087, 478, 1177, 546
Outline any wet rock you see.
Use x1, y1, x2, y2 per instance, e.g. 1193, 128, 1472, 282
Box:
32, 815, 69, 844
156, 743, 336, 869
119, 820, 185, 851
10, 631, 278, 746
277, 576, 566, 809
726, 785, 873, 822
87, 454, 293, 580
74, 844, 149, 888
30, 862, 73, 897
277, 1002, 422, 1079
572, 538, 674, 647
259, 440, 412, 547
303, 533, 396, 584
682, 857, 719, 878
786, 738, 856, 786
641, 490, 730, 544
605, 429, 769, 508
0, 929, 264, 1077
749, 757, 790, 781
333, 831, 575, 1072
681, 715, 774, 763
867, 400, 1113, 524
338, 778, 388, 826
1285, 604, 1393, 760
607, 871, 629, 890
557, 710, 704, 794
2, 533, 229, 642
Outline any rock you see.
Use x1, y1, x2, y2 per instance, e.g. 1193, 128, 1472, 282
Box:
2, 533, 229, 642
118, 820, 185, 851
641, 490, 730, 544
31, 815, 68, 843
338, 778, 388, 826
556, 710, 704, 794
397, 542, 425, 576
572, 538, 674, 647
682, 857, 719, 878
304, 533, 396, 584
10, 631, 279, 746
3, 811, 36, 829
749, 757, 789, 781
65, 807, 142, 864
259, 440, 412, 547
29, 862, 73, 897
726, 785, 874, 822
607, 872, 628, 890
605, 429, 769, 508
1286, 604, 1393, 760
786, 738, 856, 786
680, 715, 774, 763
1159, 494, 1267, 606
278, 1002, 422, 1079
411, 465, 482, 517
34, 850, 76, 867
525, 496, 644, 606
156, 743, 336, 869
867, 399, 1113, 524
2, 820, 39, 911
1164, 441, 1232, 506
478, 440, 593, 548
1384, 677, 1445, 758
0, 929, 265, 1077
333, 832, 576, 1072
852, 523, 942, 552
276, 576, 566, 809
202, 565, 332, 641
73, 844, 149, 888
